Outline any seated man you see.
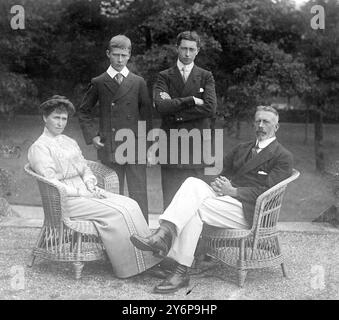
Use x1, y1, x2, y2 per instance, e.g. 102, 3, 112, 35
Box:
130, 105, 293, 293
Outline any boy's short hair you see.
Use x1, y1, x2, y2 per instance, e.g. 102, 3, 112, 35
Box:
256, 105, 279, 122
176, 31, 201, 48
108, 35, 131, 53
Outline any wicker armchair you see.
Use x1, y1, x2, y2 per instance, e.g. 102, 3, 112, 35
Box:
201, 169, 300, 287
24, 160, 119, 279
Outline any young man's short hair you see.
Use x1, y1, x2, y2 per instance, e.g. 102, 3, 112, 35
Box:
176, 31, 201, 48
108, 35, 131, 53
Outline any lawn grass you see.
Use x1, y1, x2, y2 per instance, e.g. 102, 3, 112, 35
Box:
1, 227, 338, 300
1, 115, 338, 221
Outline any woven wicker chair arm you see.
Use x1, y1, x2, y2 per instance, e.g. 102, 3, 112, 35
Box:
86, 160, 119, 194
24, 163, 70, 219
202, 225, 252, 239
254, 169, 300, 208
24, 163, 99, 235
24, 164, 68, 198
250, 169, 300, 231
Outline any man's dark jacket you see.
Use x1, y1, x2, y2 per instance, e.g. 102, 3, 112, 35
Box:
154, 65, 217, 168
221, 139, 293, 225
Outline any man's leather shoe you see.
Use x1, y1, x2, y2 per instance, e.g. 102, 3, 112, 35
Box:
145, 264, 172, 279
153, 272, 190, 294
130, 227, 172, 257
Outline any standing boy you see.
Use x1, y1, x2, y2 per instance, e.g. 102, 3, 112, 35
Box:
79, 35, 152, 223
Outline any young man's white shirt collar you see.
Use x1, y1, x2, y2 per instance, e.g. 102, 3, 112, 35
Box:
256, 137, 276, 153
177, 60, 194, 76
106, 65, 129, 79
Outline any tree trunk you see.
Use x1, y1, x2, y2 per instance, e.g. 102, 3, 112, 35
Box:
304, 103, 309, 145
314, 108, 325, 172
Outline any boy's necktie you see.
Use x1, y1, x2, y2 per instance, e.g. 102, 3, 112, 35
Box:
114, 73, 123, 85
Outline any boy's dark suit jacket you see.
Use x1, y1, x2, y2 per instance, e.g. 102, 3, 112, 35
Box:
78, 70, 152, 222
221, 139, 293, 225
78, 71, 152, 164
154, 64, 217, 169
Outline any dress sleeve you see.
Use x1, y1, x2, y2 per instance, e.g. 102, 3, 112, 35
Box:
28, 143, 60, 180
73, 141, 97, 186
28, 143, 79, 196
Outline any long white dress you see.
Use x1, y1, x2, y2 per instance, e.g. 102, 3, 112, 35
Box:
28, 128, 160, 278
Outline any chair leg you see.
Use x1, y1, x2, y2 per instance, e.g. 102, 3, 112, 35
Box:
73, 262, 84, 280
275, 237, 288, 278
73, 232, 84, 280
281, 263, 288, 278
238, 270, 247, 287
28, 228, 45, 267
27, 253, 36, 267
238, 239, 247, 287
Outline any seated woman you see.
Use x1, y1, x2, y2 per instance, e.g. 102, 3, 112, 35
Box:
28, 95, 164, 279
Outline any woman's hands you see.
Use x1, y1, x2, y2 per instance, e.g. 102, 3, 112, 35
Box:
85, 180, 96, 193
82, 180, 107, 199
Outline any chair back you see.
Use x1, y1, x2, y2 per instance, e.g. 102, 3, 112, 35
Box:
24, 164, 65, 228
251, 169, 300, 239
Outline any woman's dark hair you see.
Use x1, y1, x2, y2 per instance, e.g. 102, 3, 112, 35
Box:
39, 95, 76, 117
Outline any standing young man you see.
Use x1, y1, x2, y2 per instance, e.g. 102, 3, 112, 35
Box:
78, 35, 152, 223
153, 31, 217, 209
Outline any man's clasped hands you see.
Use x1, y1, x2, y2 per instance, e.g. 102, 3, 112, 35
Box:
210, 176, 237, 198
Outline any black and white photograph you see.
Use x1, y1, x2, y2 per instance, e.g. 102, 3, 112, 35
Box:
0, 0, 338, 304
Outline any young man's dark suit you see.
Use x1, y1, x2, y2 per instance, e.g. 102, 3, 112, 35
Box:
221, 139, 293, 224
78, 71, 152, 223
154, 64, 217, 208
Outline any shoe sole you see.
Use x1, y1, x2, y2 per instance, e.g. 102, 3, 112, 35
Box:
153, 278, 190, 294
130, 236, 167, 257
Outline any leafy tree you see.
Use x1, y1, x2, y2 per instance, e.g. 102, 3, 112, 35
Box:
0, 66, 38, 120
0, 0, 336, 175
299, 0, 339, 172
0, 0, 64, 116
116, 0, 312, 134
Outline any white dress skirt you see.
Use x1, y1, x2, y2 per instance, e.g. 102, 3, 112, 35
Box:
28, 128, 161, 278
